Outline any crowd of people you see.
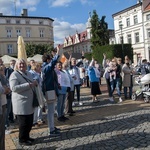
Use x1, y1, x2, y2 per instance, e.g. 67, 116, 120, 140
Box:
0, 49, 150, 149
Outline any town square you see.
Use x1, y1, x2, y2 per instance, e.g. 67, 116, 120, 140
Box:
0, 0, 150, 150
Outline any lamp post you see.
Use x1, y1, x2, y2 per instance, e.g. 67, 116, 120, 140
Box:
119, 24, 124, 59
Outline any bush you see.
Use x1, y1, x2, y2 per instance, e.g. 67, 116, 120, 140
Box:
92, 44, 133, 64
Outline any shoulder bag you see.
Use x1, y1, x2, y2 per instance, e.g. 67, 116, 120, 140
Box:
16, 71, 39, 107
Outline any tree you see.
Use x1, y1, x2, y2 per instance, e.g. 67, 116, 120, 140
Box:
25, 43, 54, 57
90, 10, 109, 51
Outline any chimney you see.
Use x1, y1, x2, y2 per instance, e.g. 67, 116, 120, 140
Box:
21, 9, 28, 17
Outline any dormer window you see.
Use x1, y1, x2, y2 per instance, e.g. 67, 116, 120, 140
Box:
6, 19, 11, 24
39, 21, 43, 25
16, 20, 20, 24
26, 20, 30, 24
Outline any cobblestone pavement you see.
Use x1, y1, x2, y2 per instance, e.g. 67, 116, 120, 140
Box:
5, 82, 150, 150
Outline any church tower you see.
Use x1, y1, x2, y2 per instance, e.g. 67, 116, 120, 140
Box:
86, 12, 92, 39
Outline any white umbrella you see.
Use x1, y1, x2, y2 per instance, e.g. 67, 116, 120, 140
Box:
1, 55, 17, 65
31, 54, 43, 63
17, 36, 27, 64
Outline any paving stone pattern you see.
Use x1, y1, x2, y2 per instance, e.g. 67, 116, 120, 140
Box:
10, 100, 150, 150
5, 80, 150, 150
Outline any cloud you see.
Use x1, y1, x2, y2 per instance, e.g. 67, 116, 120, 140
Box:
0, 0, 40, 15
16, 0, 40, 11
80, 0, 95, 6
48, 0, 73, 7
53, 18, 86, 45
28, 7, 36, 12
0, 0, 13, 15
80, 0, 89, 4
48, 0, 94, 7
16, 0, 41, 7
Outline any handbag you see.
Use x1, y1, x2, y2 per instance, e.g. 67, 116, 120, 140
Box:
35, 85, 45, 108
45, 90, 56, 103
32, 90, 39, 107
16, 71, 39, 107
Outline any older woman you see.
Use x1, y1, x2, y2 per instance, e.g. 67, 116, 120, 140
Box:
122, 56, 134, 99
29, 63, 45, 126
9, 59, 37, 146
88, 58, 101, 102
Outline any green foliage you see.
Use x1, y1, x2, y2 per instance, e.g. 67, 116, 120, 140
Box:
84, 53, 92, 61
90, 10, 109, 51
92, 44, 133, 64
25, 43, 54, 57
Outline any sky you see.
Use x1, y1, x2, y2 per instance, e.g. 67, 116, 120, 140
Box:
0, 0, 138, 46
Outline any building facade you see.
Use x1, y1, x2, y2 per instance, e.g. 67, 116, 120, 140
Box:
112, 0, 150, 63
63, 15, 92, 54
0, 9, 54, 56
63, 15, 114, 55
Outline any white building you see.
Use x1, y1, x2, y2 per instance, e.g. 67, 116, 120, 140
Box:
112, 0, 150, 63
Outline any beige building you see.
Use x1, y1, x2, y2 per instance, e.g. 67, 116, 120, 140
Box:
0, 9, 54, 57
112, 0, 150, 63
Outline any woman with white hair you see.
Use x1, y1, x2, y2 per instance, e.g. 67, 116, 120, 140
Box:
9, 59, 37, 146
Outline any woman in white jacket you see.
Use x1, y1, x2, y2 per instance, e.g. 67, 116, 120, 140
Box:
9, 59, 37, 146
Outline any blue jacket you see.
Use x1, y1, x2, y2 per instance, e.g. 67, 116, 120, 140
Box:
88, 66, 99, 82
42, 54, 59, 95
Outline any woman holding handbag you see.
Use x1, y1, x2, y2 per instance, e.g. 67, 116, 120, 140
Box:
9, 59, 37, 146
29, 63, 45, 126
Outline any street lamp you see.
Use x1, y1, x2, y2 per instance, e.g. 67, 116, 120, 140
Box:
119, 24, 124, 59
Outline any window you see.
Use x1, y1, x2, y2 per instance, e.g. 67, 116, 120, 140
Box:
6, 19, 11, 24
147, 14, 150, 21
135, 32, 139, 43
147, 29, 150, 38
7, 29, 11, 38
49, 22, 52, 26
134, 15, 138, 24
26, 20, 30, 24
16, 20, 20, 24
16, 29, 21, 37
39, 21, 43, 25
50, 30, 52, 37
126, 18, 130, 27
26, 29, 30, 37
7, 44, 13, 54
39, 30, 44, 37
119, 21, 122, 29
127, 34, 132, 44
